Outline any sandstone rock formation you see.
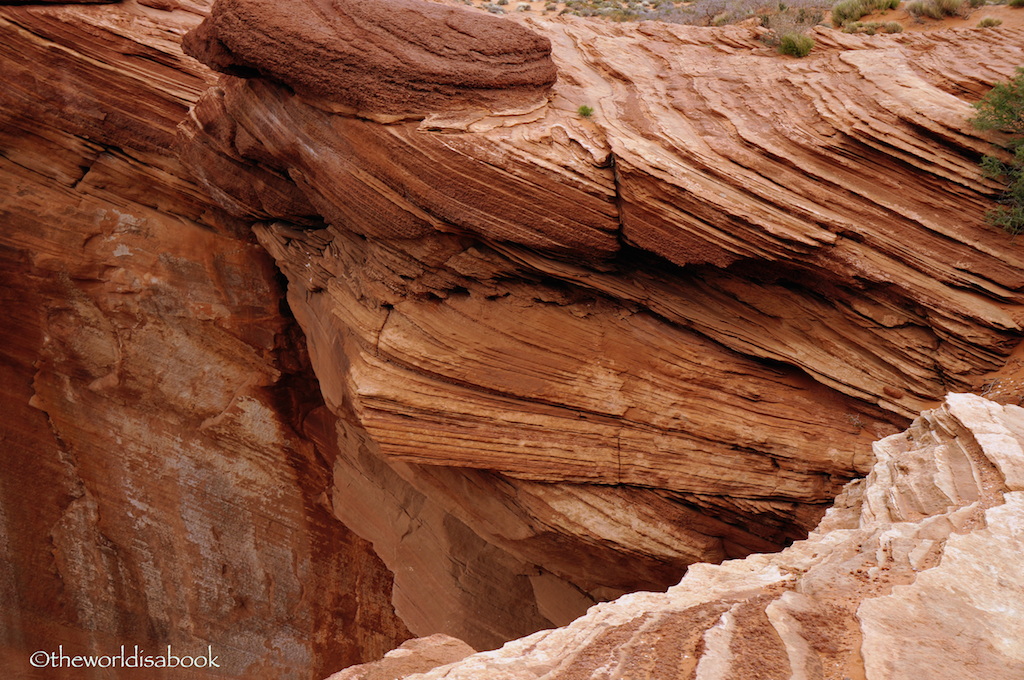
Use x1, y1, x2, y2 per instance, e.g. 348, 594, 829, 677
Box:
325, 635, 475, 680
5, 0, 1024, 676
348, 393, 1024, 680
178, 0, 1024, 650
183, 0, 558, 119
0, 2, 410, 677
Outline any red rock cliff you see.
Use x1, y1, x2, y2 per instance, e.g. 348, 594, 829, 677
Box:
178, 0, 1024, 650
3, 0, 1024, 676
0, 2, 410, 678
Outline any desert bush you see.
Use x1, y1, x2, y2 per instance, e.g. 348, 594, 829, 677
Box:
906, 0, 967, 18
973, 68, 1024, 135
778, 32, 815, 55
977, 15, 1003, 23
1011, 0, 1024, 7
971, 68, 1024, 236
843, 19, 905, 30
577, 104, 595, 118
831, 0, 899, 27
760, 0, 825, 47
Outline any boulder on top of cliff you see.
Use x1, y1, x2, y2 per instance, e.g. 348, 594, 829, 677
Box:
182, 0, 558, 119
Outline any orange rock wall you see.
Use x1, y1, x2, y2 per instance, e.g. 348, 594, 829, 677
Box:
0, 3, 410, 677
5, 0, 1024, 675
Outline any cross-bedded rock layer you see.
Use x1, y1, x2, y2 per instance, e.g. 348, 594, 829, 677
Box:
356, 393, 1024, 680
179, 0, 1024, 646
6, 0, 1024, 674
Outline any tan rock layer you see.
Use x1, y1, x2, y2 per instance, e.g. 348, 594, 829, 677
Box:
379, 394, 1024, 680
178, 4, 1024, 626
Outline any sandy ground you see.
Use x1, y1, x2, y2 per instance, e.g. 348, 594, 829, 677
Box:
863, 3, 1024, 30
430, 0, 1024, 31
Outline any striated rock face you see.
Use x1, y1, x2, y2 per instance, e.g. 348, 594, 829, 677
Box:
0, 2, 410, 677
363, 393, 1024, 680
7, 0, 1024, 673
178, 0, 1024, 649
183, 0, 558, 120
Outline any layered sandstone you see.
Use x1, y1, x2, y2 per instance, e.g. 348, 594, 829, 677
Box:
346, 393, 1024, 680
178, 0, 1024, 649
5, 0, 1024, 676
183, 0, 558, 119
0, 2, 410, 678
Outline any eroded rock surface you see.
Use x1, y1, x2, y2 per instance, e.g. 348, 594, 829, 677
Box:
367, 394, 1024, 680
0, 2, 410, 677
183, 0, 558, 119
6, 0, 1024, 674
179, 0, 1024, 649
324, 635, 475, 680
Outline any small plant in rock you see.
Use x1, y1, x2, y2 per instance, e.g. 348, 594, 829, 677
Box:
778, 32, 815, 55
577, 104, 595, 118
977, 15, 1003, 23
971, 67, 1024, 236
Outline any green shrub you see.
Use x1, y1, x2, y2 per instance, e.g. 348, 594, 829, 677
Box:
778, 32, 815, 56
973, 67, 1024, 135
831, 0, 899, 26
977, 15, 1003, 23
972, 68, 1024, 236
1011, 0, 1024, 7
906, 0, 965, 17
843, 19, 905, 30
577, 104, 595, 118
761, 2, 825, 41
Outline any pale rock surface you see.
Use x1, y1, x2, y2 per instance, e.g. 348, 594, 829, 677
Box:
377, 393, 1024, 680
325, 635, 476, 680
